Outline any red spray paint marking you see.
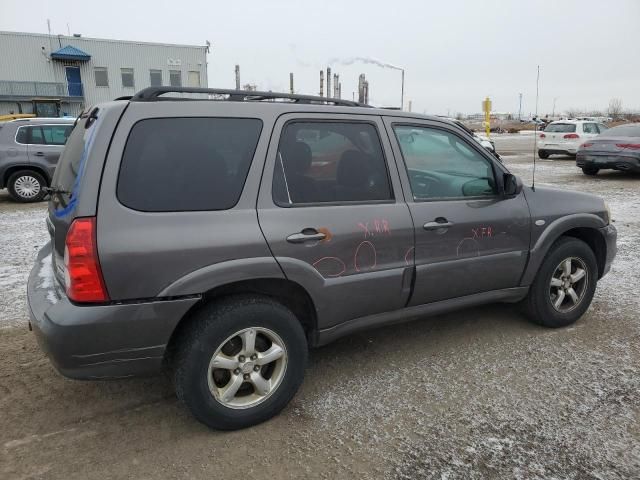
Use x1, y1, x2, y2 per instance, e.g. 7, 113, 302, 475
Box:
472, 226, 493, 239
312, 256, 346, 278
357, 219, 390, 238
404, 246, 415, 266
354, 241, 377, 272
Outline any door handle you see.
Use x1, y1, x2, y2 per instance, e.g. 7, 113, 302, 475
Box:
34, 152, 45, 156
423, 218, 453, 231
286, 229, 326, 244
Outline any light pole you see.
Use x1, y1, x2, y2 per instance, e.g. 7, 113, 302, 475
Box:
400, 69, 405, 110
552, 97, 557, 118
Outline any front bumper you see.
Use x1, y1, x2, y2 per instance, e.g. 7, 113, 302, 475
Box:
577, 154, 640, 173
27, 243, 200, 379
600, 224, 617, 278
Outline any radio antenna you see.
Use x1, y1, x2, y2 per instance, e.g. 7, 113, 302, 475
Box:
532, 65, 540, 191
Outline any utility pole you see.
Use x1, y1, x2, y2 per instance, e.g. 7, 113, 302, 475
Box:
518, 93, 523, 121
552, 97, 557, 118
289, 73, 294, 94
400, 69, 405, 110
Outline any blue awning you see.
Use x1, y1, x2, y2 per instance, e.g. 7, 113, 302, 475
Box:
51, 45, 91, 62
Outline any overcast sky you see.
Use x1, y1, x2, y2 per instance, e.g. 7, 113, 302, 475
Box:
2, 0, 639, 115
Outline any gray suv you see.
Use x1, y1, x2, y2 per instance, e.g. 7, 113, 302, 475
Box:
0, 117, 74, 202
27, 87, 617, 430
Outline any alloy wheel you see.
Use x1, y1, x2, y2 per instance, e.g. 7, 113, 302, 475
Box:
207, 327, 287, 409
549, 257, 589, 313
13, 175, 41, 199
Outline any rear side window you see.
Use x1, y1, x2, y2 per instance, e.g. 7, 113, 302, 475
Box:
118, 117, 262, 212
50, 123, 89, 207
15, 126, 29, 144
272, 121, 393, 205
545, 123, 576, 133
582, 123, 598, 134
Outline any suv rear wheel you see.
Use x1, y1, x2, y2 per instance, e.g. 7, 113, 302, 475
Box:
538, 150, 549, 159
523, 237, 597, 328
172, 295, 308, 430
7, 170, 47, 202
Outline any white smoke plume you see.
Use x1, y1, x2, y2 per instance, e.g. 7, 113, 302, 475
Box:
328, 57, 403, 71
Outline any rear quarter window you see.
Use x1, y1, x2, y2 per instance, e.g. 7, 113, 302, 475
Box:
117, 117, 262, 212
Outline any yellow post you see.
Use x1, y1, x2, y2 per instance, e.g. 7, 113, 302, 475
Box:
482, 97, 492, 138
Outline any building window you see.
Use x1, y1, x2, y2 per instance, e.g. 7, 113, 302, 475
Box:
121, 68, 134, 88
169, 70, 182, 87
187, 71, 201, 87
150, 69, 162, 87
94, 67, 109, 87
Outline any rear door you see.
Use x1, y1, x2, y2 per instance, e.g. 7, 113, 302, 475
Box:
257, 113, 414, 330
384, 117, 531, 305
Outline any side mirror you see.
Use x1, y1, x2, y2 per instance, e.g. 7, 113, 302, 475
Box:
503, 173, 523, 196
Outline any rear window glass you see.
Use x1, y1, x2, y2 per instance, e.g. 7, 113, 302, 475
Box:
118, 117, 262, 212
605, 125, 640, 137
50, 123, 88, 206
544, 123, 576, 133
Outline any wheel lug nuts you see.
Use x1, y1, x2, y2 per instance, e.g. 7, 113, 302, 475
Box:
234, 368, 240, 374
238, 355, 245, 362
254, 365, 260, 372
243, 373, 250, 380
251, 354, 257, 360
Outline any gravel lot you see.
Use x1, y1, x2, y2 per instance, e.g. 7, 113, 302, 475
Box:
1, 135, 638, 479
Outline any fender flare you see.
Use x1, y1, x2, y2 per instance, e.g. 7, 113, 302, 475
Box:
520, 213, 606, 286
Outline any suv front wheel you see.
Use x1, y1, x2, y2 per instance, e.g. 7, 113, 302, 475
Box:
7, 170, 47, 202
523, 237, 597, 328
172, 295, 308, 430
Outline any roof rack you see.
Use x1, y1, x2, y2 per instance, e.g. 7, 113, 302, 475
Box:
130, 87, 370, 107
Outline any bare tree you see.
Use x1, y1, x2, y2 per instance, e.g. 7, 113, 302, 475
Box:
565, 108, 580, 118
608, 98, 623, 118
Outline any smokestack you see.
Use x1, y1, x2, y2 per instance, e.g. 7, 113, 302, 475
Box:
338, 82, 342, 99
363, 80, 369, 105
235, 65, 240, 90
289, 72, 294, 94
326, 67, 331, 99
319, 70, 324, 97
334, 74, 339, 98
408, 100, 412, 112
358, 74, 365, 103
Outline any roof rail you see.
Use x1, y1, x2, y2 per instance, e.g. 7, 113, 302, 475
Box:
130, 86, 370, 107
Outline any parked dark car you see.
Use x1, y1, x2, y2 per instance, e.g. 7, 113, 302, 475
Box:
576, 123, 640, 175
0, 117, 74, 202
27, 87, 616, 430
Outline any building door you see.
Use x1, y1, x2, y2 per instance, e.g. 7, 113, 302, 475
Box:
187, 71, 201, 87
257, 113, 415, 331
65, 67, 83, 97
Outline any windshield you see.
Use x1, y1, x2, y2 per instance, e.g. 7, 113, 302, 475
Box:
545, 123, 576, 133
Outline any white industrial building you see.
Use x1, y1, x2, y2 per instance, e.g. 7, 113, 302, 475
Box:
0, 31, 209, 116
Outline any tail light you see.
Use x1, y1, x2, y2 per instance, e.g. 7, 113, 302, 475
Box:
581, 143, 593, 148
616, 143, 640, 150
64, 217, 109, 303
539, 133, 546, 138
564, 133, 580, 139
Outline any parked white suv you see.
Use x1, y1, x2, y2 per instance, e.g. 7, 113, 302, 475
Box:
539, 120, 608, 159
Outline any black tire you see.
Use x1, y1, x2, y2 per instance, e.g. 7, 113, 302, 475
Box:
7, 170, 47, 203
582, 167, 599, 176
538, 150, 549, 159
523, 237, 598, 328
172, 295, 308, 430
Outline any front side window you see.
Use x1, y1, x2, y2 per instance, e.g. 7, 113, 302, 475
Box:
121, 68, 135, 88
394, 125, 497, 200
273, 121, 393, 205
169, 70, 182, 87
150, 69, 162, 86
94, 67, 109, 87
118, 117, 262, 212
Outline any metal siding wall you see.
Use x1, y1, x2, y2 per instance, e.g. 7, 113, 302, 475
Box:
0, 31, 208, 107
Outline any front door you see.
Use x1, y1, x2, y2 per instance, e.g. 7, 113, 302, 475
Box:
385, 118, 531, 305
65, 66, 83, 97
257, 114, 414, 330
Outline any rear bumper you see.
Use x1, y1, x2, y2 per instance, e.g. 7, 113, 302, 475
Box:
576, 154, 640, 172
27, 243, 200, 379
539, 143, 579, 155
600, 224, 617, 278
